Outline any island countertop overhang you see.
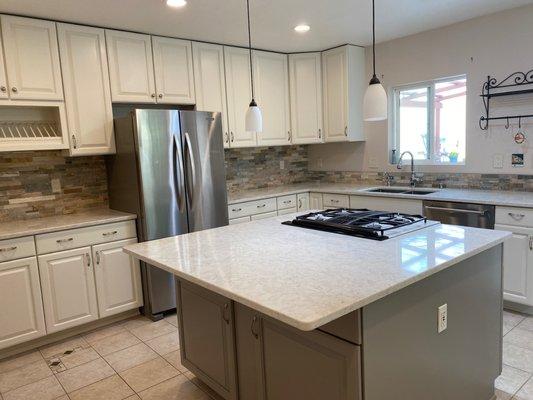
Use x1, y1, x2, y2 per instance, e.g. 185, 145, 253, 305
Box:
124, 215, 511, 331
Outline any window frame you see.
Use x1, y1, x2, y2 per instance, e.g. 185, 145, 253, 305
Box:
390, 75, 466, 166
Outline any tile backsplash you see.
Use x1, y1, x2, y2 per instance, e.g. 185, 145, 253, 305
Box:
0, 151, 108, 222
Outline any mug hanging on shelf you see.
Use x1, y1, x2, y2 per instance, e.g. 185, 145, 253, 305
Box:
514, 117, 526, 145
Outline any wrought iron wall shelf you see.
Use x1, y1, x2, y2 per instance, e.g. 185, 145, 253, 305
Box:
479, 70, 533, 130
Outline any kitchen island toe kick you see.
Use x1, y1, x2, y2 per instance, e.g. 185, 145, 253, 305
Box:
124, 220, 510, 400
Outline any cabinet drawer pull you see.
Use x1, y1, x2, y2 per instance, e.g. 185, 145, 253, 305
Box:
85, 253, 91, 267
231, 132, 234, 142
102, 230, 118, 237
0, 246, 17, 253
331, 199, 340, 203
530, 236, 533, 251
232, 207, 242, 212
224, 132, 229, 143
344, 126, 348, 136
283, 200, 292, 204
318, 128, 322, 138
299, 199, 302, 209
56, 237, 74, 244
222, 303, 230, 324
251, 315, 259, 339
508, 212, 526, 221
287, 131, 291, 141
72, 135, 77, 149
257, 204, 266, 209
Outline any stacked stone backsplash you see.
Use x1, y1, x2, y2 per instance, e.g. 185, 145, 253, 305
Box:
0, 151, 108, 222
225, 145, 310, 192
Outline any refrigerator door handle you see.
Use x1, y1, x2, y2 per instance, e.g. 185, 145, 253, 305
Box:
173, 134, 186, 212
184, 131, 197, 209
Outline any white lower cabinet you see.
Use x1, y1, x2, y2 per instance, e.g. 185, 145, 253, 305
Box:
0, 257, 46, 350
297, 193, 310, 211
92, 238, 143, 318
495, 223, 533, 306
310, 193, 323, 210
38, 247, 99, 333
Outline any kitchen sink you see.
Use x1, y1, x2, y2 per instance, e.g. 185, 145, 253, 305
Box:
365, 188, 437, 195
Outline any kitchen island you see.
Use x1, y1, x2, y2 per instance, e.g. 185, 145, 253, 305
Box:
124, 214, 510, 400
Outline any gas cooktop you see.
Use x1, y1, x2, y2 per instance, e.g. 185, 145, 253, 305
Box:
283, 208, 439, 240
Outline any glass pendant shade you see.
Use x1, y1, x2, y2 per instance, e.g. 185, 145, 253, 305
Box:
363, 75, 387, 121
245, 99, 263, 132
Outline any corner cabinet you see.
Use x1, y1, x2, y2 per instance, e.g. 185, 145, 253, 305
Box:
192, 42, 228, 143
224, 46, 257, 148
322, 45, 365, 142
57, 24, 115, 156
0, 15, 64, 101
289, 53, 323, 144
105, 30, 157, 103
253, 50, 291, 146
176, 279, 238, 400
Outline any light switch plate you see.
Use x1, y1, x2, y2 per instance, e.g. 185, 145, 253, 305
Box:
493, 154, 504, 169
279, 160, 285, 170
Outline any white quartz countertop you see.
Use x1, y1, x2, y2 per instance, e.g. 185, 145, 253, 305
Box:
124, 214, 510, 331
0, 209, 137, 240
228, 183, 533, 208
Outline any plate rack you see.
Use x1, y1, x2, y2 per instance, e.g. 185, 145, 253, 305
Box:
479, 69, 533, 130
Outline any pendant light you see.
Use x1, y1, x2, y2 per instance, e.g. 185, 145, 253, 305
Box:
363, 0, 387, 121
245, 0, 263, 132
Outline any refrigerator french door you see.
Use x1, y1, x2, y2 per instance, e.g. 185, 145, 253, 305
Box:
107, 109, 228, 319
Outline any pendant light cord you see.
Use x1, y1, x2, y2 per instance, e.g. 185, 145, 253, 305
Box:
372, 0, 376, 77
247, 0, 255, 100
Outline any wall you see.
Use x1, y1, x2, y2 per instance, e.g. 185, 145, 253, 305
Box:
225, 146, 310, 193
0, 151, 108, 222
309, 4, 533, 175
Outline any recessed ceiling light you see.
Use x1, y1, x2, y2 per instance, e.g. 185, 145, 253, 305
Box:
167, 0, 187, 8
294, 24, 310, 33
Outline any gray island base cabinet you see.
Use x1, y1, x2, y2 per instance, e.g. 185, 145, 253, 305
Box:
174, 245, 503, 400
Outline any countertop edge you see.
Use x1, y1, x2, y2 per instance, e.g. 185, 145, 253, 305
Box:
124, 232, 510, 331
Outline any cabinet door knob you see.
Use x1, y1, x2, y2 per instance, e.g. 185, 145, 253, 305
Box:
224, 132, 229, 143
287, 131, 291, 141
11, 87, 17, 93
251, 315, 259, 339
222, 303, 230, 324
151, 93, 156, 98
299, 199, 302, 209
529, 236, 533, 251
71, 135, 78, 149
158, 93, 163, 99
318, 128, 322, 138
230, 132, 234, 142
0, 86, 6, 93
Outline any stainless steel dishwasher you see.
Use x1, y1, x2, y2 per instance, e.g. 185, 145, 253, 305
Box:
423, 200, 495, 229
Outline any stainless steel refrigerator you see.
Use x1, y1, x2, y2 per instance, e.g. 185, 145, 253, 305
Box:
106, 109, 228, 320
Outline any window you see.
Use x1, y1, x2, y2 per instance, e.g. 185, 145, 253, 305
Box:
392, 76, 466, 164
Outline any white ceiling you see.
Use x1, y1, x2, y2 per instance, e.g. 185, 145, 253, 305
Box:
2, 0, 533, 52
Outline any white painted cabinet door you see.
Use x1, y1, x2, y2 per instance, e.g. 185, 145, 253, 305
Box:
289, 53, 323, 144
92, 239, 143, 318
496, 224, 533, 306
106, 30, 156, 103
152, 36, 195, 105
253, 51, 291, 146
1, 16, 63, 100
297, 193, 310, 211
193, 42, 229, 146
38, 247, 99, 333
322, 46, 348, 142
0, 257, 46, 350
0, 34, 8, 99
58, 24, 115, 156
223, 46, 256, 148
309, 193, 323, 210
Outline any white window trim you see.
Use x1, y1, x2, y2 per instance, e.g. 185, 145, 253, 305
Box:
389, 75, 466, 166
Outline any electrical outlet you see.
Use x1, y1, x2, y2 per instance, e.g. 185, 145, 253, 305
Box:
493, 154, 504, 169
279, 160, 285, 170
438, 304, 448, 333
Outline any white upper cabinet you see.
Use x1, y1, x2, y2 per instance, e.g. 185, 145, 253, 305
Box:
224, 46, 257, 148
253, 50, 291, 146
1, 16, 63, 101
0, 257, 46, 350
289, 53, 323, 144
58, 24, 115, 156
152, 36, 195, 104
106, 30, 156, 103
322, 45, 365, 142
193, 42, 228, 145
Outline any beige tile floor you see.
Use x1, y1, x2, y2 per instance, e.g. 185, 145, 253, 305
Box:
1, 310, 532, 399
0, 313, 222, 400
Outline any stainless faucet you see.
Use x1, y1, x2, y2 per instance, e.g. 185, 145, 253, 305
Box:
397, 151, 421, 188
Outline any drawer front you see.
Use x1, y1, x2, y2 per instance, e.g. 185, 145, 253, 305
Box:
228, 198, 277, 219
229, 216, 251, 225
350, 196, 423, 215
251, 211, 278, 221
277, 207, 297, 216
36, 220, 136, 254
496, 207, 533, 227
277, 194, 297, 210
0, 236, 36, 262
323, 193, 350, 208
